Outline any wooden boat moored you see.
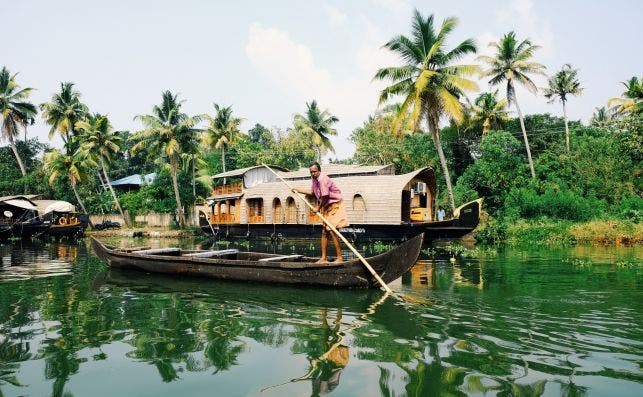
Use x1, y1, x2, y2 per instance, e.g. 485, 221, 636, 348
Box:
90, 233, 424, 288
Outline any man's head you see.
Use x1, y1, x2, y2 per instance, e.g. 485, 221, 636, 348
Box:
309, 162, 321, 179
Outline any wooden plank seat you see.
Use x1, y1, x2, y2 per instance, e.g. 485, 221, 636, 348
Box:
134, 248, 181, 255
184, 249, 239, 258
258, 254, 303, 262
121, 246, 151, 253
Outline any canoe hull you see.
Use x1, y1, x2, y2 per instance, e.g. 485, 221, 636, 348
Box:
90, 234, 423, 288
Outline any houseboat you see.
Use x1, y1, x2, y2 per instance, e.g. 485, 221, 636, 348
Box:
0, 195, 42, 240
199, 164, 482, 243
0, 196, 88, 241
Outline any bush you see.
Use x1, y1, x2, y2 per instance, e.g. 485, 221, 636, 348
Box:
614, 196, 643, 222
474, 215, 508, 245
505, 187, 606, 221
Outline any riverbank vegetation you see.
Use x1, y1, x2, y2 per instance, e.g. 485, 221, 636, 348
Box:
1, 10, 640, 246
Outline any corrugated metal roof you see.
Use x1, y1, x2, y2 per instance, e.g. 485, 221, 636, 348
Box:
212, 165, 289, 179
111, 173, 156, 186
279, 164, 394, 180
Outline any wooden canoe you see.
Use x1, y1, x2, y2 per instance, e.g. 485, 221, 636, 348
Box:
90, 234, 423, 288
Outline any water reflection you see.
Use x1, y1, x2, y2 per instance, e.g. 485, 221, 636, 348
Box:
0, 239, 641, 396
0, 240, 81, 281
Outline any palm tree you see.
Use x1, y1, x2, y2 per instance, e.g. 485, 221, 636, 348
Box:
203, 103, 243, 183
293, 100, 338, 162
373, 10, 480, 212
43, 148, 96, 216
543, 64, 583, 151
608, 76, 643, 116
590, 107, 610, 127
131, 91, 200, 228
471, 90, 509, 134
76, 113, 129, 226
180, 132, 207, 199
40, 82, 88, 154
0, 66, 37, 176
478, 31, 546, 178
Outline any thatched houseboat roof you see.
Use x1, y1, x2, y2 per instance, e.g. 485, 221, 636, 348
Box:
241, 167, 435, 224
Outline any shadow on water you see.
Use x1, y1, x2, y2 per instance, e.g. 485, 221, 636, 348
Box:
0, 237, 641, 396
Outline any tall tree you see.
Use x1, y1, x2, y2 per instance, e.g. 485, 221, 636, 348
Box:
43, 148, 96, 216
203, 103, 243, 183
293, 100, 338, 162
608, 76, 643, 116
478, 31, 546, 178
590, 107, 610, 128
40, 82, 88, 154
374, 10, 479, 212
0, 66, 37, 176
543, 64, 583, 151
471, 90, 509, 134
131, 91, 200, 228
76, 113, 129, 226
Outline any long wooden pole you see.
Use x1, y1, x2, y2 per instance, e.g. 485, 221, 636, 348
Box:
262, 164, 392, 293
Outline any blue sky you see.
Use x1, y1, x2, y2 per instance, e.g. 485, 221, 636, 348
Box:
3, 0, 641, 160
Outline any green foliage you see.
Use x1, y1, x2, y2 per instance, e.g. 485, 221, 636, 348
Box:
474, 216, 509, 245
259, 129, 316, 170
614, 196, 643, 222
454, 130, 528, 211
247, 123, 275, 147
504, 113, 578, 155
0, 139, 53, 195
500, 218, 576, 246
505, 187, 606, 221
350, 116, 438, 174
536, 127, 636, 204
115, 169, 208, 217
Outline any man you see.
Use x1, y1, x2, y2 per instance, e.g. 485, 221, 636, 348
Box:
437, 207, 446, 221
293, 162, 349, 263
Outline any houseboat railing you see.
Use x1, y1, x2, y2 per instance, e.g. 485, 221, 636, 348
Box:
211, 182, 243, 196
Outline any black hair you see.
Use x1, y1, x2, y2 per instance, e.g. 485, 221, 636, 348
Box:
310, 161, 321, 171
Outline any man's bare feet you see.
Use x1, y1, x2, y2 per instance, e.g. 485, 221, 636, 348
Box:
332, 258, 344, 264
315, 258, 328, 264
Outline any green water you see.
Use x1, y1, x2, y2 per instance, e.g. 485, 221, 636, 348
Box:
0, 239, 641, 397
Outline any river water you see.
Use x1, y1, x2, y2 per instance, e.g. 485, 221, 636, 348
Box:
0, 238, 641, 397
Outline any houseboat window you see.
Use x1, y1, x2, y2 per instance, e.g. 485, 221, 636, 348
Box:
352, 194, 366, 223
247, 199, 264, 224
272, 198, 283, 224
286, 197, 297, 224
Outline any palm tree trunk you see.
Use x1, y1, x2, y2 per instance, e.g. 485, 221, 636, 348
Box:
170, 157, 186, 228
428, 117, 456, 213
221, 146, 227, 185
562, 100, 570, 152
513, 98, 536, 178
100, 157, 129, 227
97, 170, 107, 191
71, 182, 88, 214
8, 136, 27, 176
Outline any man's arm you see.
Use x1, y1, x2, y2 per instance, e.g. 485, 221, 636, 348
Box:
292, 187, 313, 195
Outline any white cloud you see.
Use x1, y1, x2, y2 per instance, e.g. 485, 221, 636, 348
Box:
495, 0, 555, 58
323, 3, 348, 28
370, 0, 412, 15
245, 23, 397, 160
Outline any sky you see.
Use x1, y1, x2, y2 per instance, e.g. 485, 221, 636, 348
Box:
3, 0, 642, 161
